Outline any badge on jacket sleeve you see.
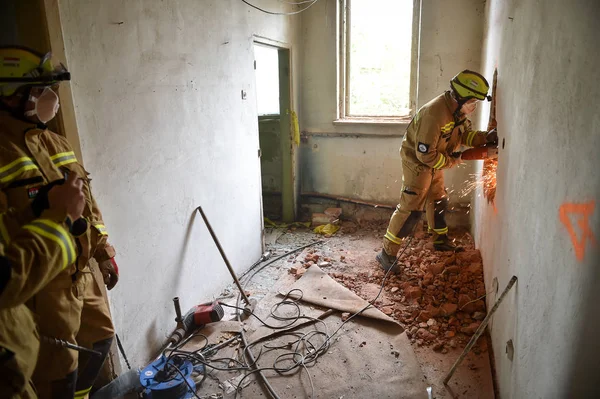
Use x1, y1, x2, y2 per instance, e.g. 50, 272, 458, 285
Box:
28, 187, 40, 199
417, 142, 429, 153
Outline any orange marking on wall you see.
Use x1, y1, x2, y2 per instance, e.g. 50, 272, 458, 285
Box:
559, 201, 597, 262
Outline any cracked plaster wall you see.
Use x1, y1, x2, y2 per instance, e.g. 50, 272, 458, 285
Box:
474, 0, 600, 397
57, 0, 301, 366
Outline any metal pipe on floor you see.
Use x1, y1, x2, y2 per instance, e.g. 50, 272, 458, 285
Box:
301, 191, 396, 210
443, 275, 518, 386
196, 206, 251, 307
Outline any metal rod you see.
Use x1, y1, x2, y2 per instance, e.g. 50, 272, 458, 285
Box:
115, 333, 132, 370
301, 191, 396, 209
41, 336, 102, 357
196, 206, 251, 306
201, 334, 241, 357
239, 308, 334, 399
443, 275, 518, 385
173, 297, 183, 324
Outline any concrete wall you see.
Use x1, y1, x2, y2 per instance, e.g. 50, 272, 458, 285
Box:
58, 0, 301, 365
473, 0, 600, 397
299, 0, 486, 206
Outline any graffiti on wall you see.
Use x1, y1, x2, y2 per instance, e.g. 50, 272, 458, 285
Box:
559, 201, 597, 262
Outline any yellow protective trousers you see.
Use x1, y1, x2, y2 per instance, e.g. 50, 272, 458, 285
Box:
383, 162, 448, 256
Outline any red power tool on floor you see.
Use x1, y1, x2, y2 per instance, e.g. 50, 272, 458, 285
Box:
168, 297, 225, 346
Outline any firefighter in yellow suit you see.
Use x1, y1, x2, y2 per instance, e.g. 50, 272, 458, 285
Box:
377, 70, 498, 272
0, 172, 84, 398
0, 47, 120, 398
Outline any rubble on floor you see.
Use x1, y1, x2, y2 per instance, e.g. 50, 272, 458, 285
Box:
311, 207, 343, 227
287, 224, 489, 355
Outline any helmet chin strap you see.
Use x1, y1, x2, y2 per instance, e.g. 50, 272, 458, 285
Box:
0, 87, 49, 127
450, 91, 468, 126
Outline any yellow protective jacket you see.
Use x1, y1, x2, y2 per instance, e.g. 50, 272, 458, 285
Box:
0, 210, 76, 398
401, 91, 488, 171
0, 111, 115, 273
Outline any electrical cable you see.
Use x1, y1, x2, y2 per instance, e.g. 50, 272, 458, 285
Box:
277, 0, 317, 4
144, 244, 320, 397
163, 229, 415, 398
221, 290, 323, 330
228, 228, 417, 399
166, 362, 203, 399
234, 243, 327, 399
241, 0, 321, 15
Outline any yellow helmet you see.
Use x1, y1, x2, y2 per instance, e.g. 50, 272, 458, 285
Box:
0, 46, 70, 97
450, 70, 491, 101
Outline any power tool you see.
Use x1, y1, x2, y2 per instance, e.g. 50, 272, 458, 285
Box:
169, 298, 225, 346
461, 144, 498, 160
92, 298, 221, 399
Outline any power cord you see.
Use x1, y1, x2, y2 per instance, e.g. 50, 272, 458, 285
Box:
241, 0, 321, 15
161, 229, 415, 398
230, 228, 416, 398
277, 0, 317, 4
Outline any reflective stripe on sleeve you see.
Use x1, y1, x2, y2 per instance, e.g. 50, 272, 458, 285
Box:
23, 219, 75, 269
0, 157, 39, 184
466, 130, 477, 146
93, 224, 108, 236
432, 153, 446, 169
50, 151, 78, 167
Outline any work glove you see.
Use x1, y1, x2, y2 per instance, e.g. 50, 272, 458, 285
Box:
486, 128, 498, 145
32, 174, 88, 234
99, 258, 119, 290
445, 152, 463, 169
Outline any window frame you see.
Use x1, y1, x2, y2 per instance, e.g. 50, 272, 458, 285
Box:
336, 0, 421, 125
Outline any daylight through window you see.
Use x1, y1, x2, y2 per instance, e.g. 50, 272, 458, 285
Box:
342, 0, 415, 119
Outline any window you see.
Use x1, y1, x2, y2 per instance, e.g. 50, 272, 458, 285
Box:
338, 0, 419, 123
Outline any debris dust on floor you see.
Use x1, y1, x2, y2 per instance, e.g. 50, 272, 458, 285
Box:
235, 220, 495, 398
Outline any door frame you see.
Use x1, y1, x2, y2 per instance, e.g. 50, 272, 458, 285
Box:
253, 36, 297, 226
33, 0, 84, 163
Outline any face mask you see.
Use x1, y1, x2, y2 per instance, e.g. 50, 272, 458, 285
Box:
461, 101, 477, 115
25, 87, 60, 123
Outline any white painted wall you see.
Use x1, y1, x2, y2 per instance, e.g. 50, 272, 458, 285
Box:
473, 0, 600, 397
300, 0, 485, 206
58, 0, 301, 365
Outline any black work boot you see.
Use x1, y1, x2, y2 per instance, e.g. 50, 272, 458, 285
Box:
433, 235, 464, 252
376, 249, 399, 273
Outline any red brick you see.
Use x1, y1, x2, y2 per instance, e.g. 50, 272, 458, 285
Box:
440, 303, 458, 316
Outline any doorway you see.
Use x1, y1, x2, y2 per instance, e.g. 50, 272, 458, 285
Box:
254, 42, 294, 223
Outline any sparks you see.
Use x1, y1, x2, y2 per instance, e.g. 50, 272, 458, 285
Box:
459, 159, 498, 203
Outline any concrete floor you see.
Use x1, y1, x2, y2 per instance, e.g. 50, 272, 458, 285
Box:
230, 222, 496, 399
